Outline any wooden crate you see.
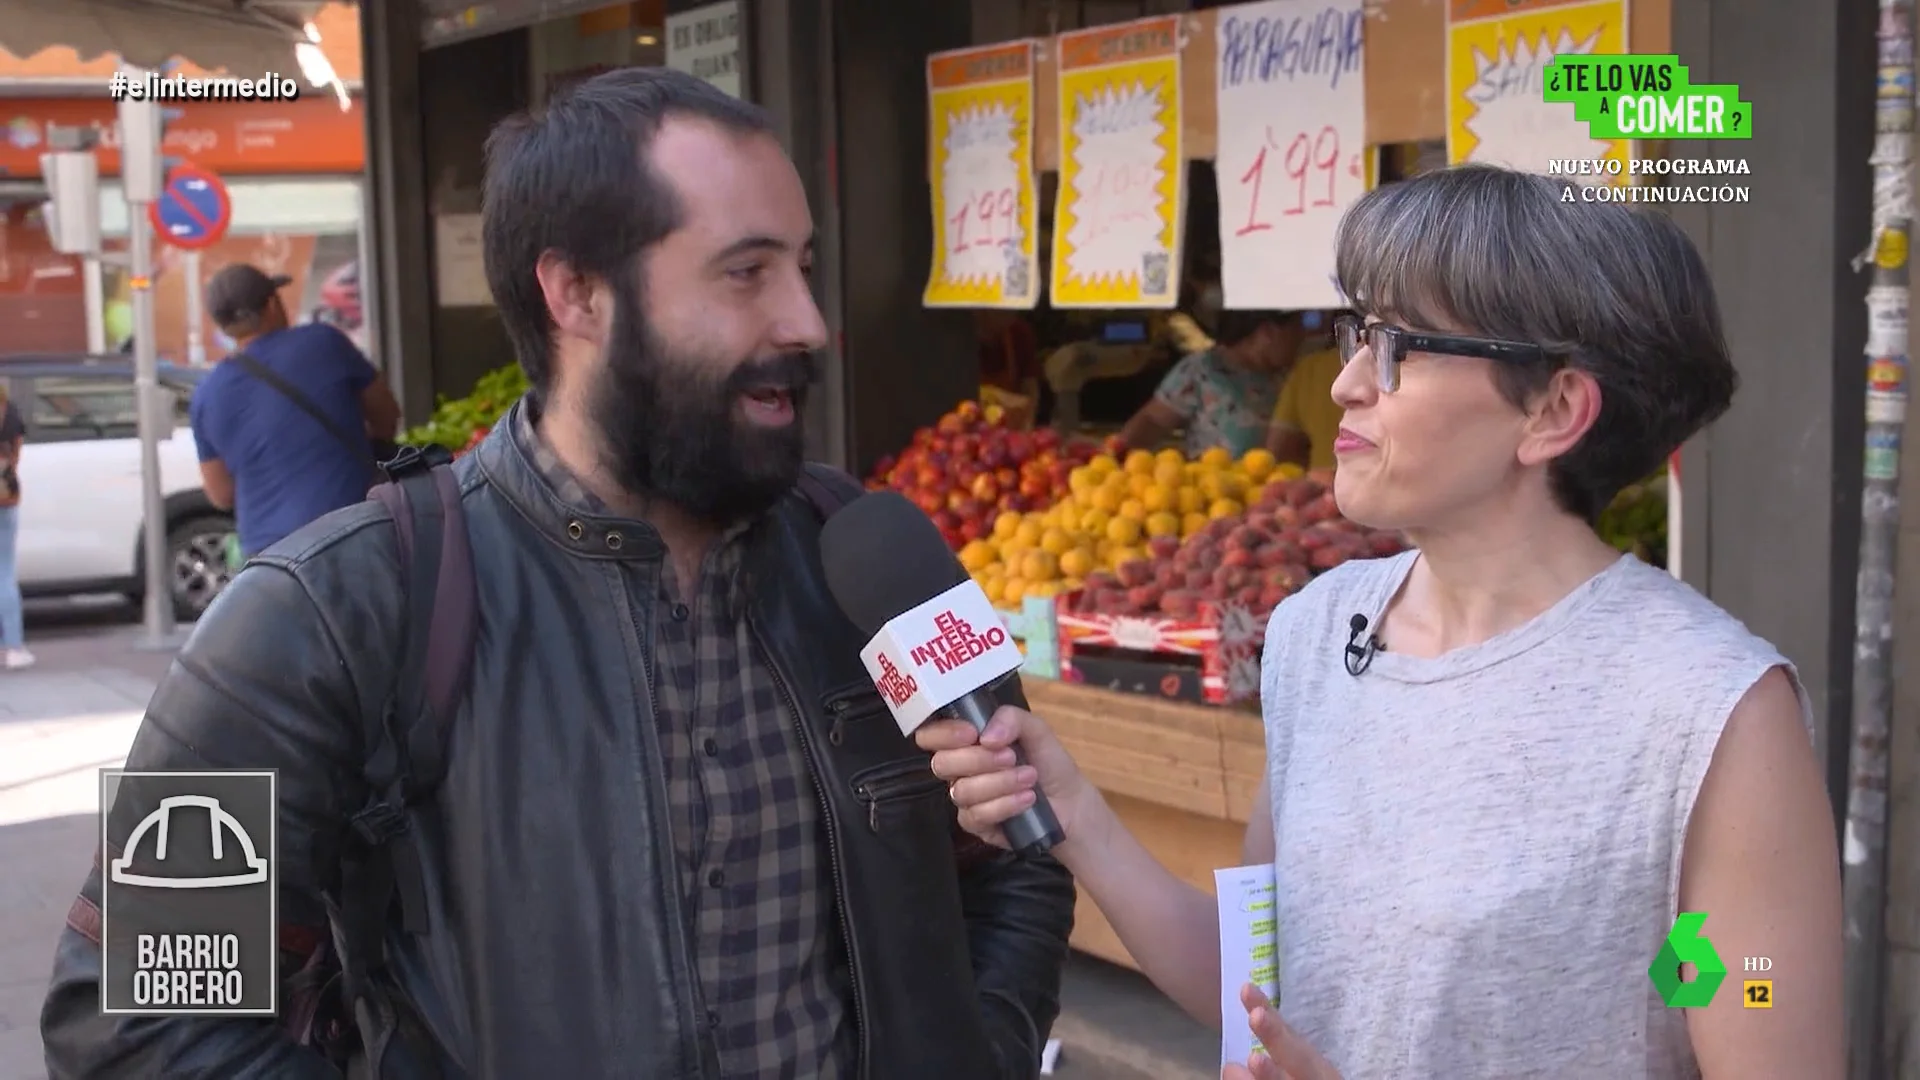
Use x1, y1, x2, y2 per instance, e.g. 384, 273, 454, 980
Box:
1024, 679, 1267, 972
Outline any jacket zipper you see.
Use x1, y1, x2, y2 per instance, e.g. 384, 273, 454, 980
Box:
822, 684, 886, 748
851, 760, 946, 832
751, 620, 869, 1079
624, 567, 712, 1079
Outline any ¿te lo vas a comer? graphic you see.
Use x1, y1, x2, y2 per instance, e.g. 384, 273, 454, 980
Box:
1650, 912, 1775, 1009
1543, 54, 1752, 139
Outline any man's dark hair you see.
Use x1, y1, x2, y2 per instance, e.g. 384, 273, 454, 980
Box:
1333, 164, 1736, 522
481, 68, 775, 400
1213, 309, 1295, 347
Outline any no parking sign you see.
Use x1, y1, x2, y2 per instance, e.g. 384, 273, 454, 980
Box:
147, 163, 232, 250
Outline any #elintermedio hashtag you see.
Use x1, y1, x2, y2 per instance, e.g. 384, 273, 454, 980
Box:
108, 72, 301, 102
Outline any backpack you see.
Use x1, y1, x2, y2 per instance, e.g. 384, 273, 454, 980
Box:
290, 453, 868, 1075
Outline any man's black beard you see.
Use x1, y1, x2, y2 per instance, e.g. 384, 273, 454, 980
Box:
589, 295, 817, 525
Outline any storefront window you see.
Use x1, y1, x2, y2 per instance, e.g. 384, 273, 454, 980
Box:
0, 177, 369, 363
528, 6, 667, 106
0, 198, 88, 356
93, 177, 369, 363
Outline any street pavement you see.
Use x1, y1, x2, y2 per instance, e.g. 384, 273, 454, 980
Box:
0, 602, 157, 1080
0, 598, 1215, 1080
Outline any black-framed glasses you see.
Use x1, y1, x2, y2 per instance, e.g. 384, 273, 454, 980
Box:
1333, 316, 1549, 392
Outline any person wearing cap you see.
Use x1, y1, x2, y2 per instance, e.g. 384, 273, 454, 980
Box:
188, 263, 402, 558
1264, 311, 1347, 472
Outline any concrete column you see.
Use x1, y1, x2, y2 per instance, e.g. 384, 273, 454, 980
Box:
360, 0, 436, 424
732, 0, 851, 468
1668, 0, 1876, 808
827, 0, 978, 475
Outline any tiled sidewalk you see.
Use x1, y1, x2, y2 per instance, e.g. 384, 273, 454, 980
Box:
0, 668, 152, 1080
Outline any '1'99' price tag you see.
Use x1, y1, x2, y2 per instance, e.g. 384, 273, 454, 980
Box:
1214, 0, 1368, 310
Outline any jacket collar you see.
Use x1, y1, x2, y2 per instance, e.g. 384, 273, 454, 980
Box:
471, 398, 668, 561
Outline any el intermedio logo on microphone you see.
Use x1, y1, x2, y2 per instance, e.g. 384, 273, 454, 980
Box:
858, 580, 1024, 735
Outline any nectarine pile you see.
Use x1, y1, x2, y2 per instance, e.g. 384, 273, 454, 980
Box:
866, 401, 1097, 550
1070, 472, 1406, 621
956, 445, 1302, 609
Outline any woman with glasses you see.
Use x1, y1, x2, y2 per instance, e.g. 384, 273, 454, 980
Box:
921, 164, 1842, 1079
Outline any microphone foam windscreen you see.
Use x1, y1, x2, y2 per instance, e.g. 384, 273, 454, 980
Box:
819, 490, 970, 636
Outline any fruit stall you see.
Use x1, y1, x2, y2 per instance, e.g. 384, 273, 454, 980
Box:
866, 400, 1389, 968
868, 397, 1670, 971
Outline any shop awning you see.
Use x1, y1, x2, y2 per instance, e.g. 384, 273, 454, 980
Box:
0, 0, 325, 79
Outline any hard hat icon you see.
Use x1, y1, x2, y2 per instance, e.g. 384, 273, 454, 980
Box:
110, 795, 268, 889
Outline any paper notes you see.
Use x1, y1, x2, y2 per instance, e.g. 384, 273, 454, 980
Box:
924, 42, 1041, 308
1052, 17, 1184, 308
1445, 0, 1631, 179
1215, 863, 1281, 1069
1215, 0, 1369, 310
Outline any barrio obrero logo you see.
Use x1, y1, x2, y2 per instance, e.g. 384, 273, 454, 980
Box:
99, 770, 278, 1016
1541, 53, 1752, 205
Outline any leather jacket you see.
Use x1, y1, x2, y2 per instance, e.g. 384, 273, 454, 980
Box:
41, 419, 1077, 1079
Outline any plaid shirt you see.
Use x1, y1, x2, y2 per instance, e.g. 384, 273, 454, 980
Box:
513, 410, 855, 1077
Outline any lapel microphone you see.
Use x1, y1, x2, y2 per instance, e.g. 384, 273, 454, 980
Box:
1344, 613, 1383, 677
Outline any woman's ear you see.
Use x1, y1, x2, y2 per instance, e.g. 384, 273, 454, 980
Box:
1517, 366, 1603, 467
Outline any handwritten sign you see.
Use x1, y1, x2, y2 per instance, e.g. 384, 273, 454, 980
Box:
666, 0, 744, 98
1445, 0, 1631, 178
1215, 0, 1368, 310
1052, 16, 1184, 309
924, 42, 1041, 309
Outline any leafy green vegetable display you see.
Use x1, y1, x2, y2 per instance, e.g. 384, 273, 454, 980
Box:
399, 364, 530, 451
1598, 469, 1669, 566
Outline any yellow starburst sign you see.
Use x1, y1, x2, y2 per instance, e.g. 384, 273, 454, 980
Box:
1051, 16, 1184, 309
1445, 0, 1632, 181
924, 41, 1041, 308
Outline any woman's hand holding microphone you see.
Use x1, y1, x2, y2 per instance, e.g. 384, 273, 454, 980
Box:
915, 705, 1107, 856
920, 708, 1344, 1080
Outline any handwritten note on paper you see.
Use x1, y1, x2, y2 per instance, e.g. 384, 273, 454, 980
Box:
924, 42, 1041, 309
1215, 0, 1368, 311
1216, 863, 1282, 1069
1445, 0, 1630, 178
1052, 16, 1183, 309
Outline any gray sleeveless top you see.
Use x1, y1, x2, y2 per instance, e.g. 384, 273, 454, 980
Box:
1259, 551, 1806, 1078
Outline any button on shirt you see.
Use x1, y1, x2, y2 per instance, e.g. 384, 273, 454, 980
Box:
515, 408, 854, 1077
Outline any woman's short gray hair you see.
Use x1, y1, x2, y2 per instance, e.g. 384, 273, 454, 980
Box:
1332, 163, 1736, 521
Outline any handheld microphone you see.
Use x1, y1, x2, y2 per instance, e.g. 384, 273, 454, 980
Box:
1343, 613, 1382, 677
819, 491, 1067, 857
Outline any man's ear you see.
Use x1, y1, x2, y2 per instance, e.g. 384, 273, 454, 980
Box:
534, 251, 611, 347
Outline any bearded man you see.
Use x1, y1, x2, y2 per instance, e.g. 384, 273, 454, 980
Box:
42, 68, 1074, 1080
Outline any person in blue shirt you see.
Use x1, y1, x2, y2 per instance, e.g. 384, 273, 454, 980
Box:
190, 263, 402, 557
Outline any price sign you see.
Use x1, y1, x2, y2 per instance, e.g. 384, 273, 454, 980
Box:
924, 41, 1041, 309
1052, 16, 1184, 309
1235, 123, 1357, 234
1445, 0, 1630, 177
947, 185, 1019, 257
1215, 0, 1368, 310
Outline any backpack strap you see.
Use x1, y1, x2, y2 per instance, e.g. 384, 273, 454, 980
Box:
795, 462, 865, 520
329, 447, 475, 1075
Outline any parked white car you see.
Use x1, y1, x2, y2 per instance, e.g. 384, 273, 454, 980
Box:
3, 358, 234, 619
